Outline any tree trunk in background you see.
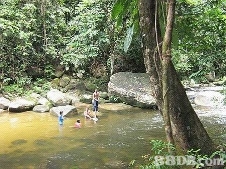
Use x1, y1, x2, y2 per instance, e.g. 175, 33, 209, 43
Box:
138, 0, 215, 155
41, 0, 47, 47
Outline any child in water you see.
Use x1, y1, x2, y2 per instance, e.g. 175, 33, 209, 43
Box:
58, 111, 64, 125
74, 119, 81, 128
84, 107, 92, 119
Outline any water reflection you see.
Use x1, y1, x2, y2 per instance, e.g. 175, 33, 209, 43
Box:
0, 103, 225, 169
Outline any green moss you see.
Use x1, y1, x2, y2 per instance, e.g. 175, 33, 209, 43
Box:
51, 78, 60, 88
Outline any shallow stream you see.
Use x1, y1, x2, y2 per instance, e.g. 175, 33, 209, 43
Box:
0, 103, 225, 169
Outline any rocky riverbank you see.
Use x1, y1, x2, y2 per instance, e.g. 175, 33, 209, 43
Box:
0, 72, 225, 117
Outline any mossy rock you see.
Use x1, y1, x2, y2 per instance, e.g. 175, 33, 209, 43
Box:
59, 75, 71, 87
51, 78, 60, 88
85, 81, 97, 92
54, 65, 65, 78
66, 79, 87, 91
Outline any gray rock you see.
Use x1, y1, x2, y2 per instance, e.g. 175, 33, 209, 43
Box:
47, 89, 72, 106
65, 92, 80, 105
49, 105, 78, 117
0, 97, 10, 110
65, 79, 86, 91
8, 98, 36, 112
108, 72, 156, 108
59, 75, 71, 87
29, 93, 41, 102
54, 65, 65, 78
33, 105, 50, 113
37, 97, 51, 106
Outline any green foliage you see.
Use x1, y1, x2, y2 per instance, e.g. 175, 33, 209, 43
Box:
0, 1, 37, 80
187, 149, 209, 168
0, 0, 144, 85
2, 76, 33, 96
62, 0, 112, 73
32, 78, 51, 94
133, 140, 226, 169
173, 0, 226, 80
84, 76, 109, 92
129, 140, 176, 169
150, 140, 175, 156
2, 77, 51, 97
187, 146, 226, 168
109, 95, 121, 103
124, 24, 134, 52
0, 0, 224, 90
0, 0, 71, 81
111, 0, 139, 53
2, 84, 24, 96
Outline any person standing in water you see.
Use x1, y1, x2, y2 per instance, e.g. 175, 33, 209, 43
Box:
92, 89, 99, 112
58, 111, 64, 135
92, 89, 99, 119
58, 111, 64, 125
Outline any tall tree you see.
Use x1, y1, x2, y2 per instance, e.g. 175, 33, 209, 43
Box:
138, 0, 215, 154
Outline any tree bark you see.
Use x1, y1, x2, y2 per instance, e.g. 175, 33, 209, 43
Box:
41, 0, 47, 47
138, 0, 163, 112
138, 0, 215, 155
161, 0, 176, 154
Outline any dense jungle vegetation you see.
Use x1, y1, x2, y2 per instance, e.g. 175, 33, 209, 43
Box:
0, 0, 225, 94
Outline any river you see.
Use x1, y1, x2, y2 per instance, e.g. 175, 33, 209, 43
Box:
0, 103, 225, 169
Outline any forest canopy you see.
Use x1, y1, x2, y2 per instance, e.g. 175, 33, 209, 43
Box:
0, 0, 225, 86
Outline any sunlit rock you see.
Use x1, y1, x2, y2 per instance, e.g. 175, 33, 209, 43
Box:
29, 93, 41, 102
49, 105, 78, 117
37, 97, 51, 106
47, 89, 72, 106
65, 92, 80, 105
108, 72, 156, 108
0, 96, 10, 110
8, 98, 36, 112
33, 105, 50, 113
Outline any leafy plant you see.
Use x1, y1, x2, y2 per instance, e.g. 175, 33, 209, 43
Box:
109, 95, 121, 103
129, 140, 176, 169
131, 140, 225, 169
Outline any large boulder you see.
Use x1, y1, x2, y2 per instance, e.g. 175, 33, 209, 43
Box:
108, 72, 156, 108
0, 97, 10, 110
8, 98, 36, 112
47, 89, 72, 106
49, 105, 78, 117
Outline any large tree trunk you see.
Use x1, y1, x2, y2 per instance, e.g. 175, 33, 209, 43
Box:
138, 0, 175, 152
161, 0, 176, 153
138, 0, 163, 111
138, 0, 215, 155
